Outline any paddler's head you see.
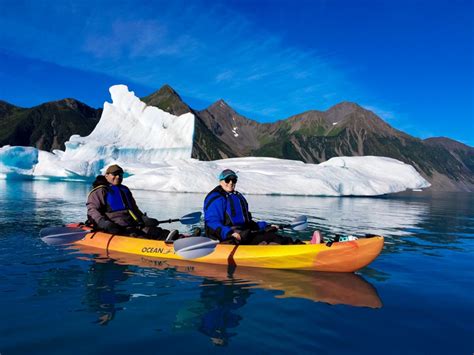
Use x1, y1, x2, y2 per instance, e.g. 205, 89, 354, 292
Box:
105, 164, 124, 186
219, 169, 238, 192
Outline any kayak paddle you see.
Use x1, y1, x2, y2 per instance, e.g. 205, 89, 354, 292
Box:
173, 215, 309, 259
40, 211, 202, 246
40, 226, 91, 245
157, 211, 202, 225
278, 215, 308, 231
173, 236, 219, 259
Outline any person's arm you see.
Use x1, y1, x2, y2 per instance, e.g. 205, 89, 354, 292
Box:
86, 188, 122, 233
86, 188, 108, 225
248, 211, 268, 231
204, 196, 233, 241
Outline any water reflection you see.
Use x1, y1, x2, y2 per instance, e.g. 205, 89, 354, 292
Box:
76, 246, 382, 307
35, 265, 86, 296
82, 259, 132, 325
33, 255, 132, 325
0, 180, 89, 230
69, 244, 382, 344
246, 194, 430, 238
174, 277, 250, 346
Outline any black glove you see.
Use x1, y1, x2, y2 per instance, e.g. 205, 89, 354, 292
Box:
97, 220, 122, 234
265, 225, 279, 233
142, 215, 159, 227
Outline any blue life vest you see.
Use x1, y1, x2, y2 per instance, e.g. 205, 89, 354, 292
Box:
106, 185, 135, 212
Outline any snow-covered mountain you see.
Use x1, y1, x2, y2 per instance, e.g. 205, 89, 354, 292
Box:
0, 85, 430, 196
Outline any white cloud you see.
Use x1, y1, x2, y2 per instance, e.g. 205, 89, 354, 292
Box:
215, 71, 234, 83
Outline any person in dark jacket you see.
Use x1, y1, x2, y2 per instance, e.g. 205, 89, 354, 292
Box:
86, 164, 177, 240
203, 169, 303, 245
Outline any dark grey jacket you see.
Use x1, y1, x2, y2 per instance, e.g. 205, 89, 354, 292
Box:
86, 184, 143, 227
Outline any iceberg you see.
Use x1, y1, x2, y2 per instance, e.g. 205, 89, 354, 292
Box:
0, 85, 430, 196
123, 156, 430, 196
0, 145, 38, 178
36, 84, 196, 177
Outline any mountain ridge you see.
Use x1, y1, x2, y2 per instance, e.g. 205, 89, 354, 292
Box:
0, 85, 472, 191
0, 98, 101, 151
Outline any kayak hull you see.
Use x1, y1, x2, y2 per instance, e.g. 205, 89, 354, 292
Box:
73, 231, 384, 272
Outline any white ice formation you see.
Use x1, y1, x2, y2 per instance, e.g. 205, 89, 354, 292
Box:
0, 85, 430, 196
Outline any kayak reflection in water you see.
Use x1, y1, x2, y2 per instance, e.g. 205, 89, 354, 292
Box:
204, 169, 304, 245
174, 271, 251, 346
82, 259, 131, 325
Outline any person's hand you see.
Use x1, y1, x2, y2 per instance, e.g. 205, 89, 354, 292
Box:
98, 220, 122, 234
142, 215, 159, 227
231, 232, 241, 242
265, 224, 279, 232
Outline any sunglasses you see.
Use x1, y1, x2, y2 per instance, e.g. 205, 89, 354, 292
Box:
224, 177, 237, 184
109, 172, 123, 177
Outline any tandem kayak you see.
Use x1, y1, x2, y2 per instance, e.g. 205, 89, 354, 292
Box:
57, 225, 384, 272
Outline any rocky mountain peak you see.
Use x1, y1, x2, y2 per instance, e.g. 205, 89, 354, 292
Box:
159, 84, 179, 96
54, 98, 81, 110
208, 99, 235, 113
0, 100, 20, 119
0, 100, 17, 109
204, 100, 262, 129
324, 101, 364, 124
36, 99, 100, 118
141, 84, 191, 116
329, 101, 362, 111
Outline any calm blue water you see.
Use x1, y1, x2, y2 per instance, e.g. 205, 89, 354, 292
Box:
0, 180, 472, 354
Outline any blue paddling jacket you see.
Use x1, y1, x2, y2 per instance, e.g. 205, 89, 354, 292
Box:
203, 186, 267, 241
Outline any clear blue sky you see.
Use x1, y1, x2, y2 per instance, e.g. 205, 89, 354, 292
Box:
0, 0, 472, 145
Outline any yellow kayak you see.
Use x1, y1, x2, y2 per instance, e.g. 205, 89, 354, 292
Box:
73, 231, 384, 272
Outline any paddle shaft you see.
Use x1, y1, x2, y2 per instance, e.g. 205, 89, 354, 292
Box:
157, 211, 201, 225
157, 218, 180, 224
46, 230, 91, 238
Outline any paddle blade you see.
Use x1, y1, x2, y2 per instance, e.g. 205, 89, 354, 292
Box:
179, 212, 202, 225
290, 215, 308, 231
292, 222, 308, 231
174, 236, 219, 259
40, 226, 89, 246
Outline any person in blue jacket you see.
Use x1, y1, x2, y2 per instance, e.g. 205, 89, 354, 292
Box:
203, 169, 303, 245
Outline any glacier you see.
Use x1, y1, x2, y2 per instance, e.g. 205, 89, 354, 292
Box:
0, 84, 430, 196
